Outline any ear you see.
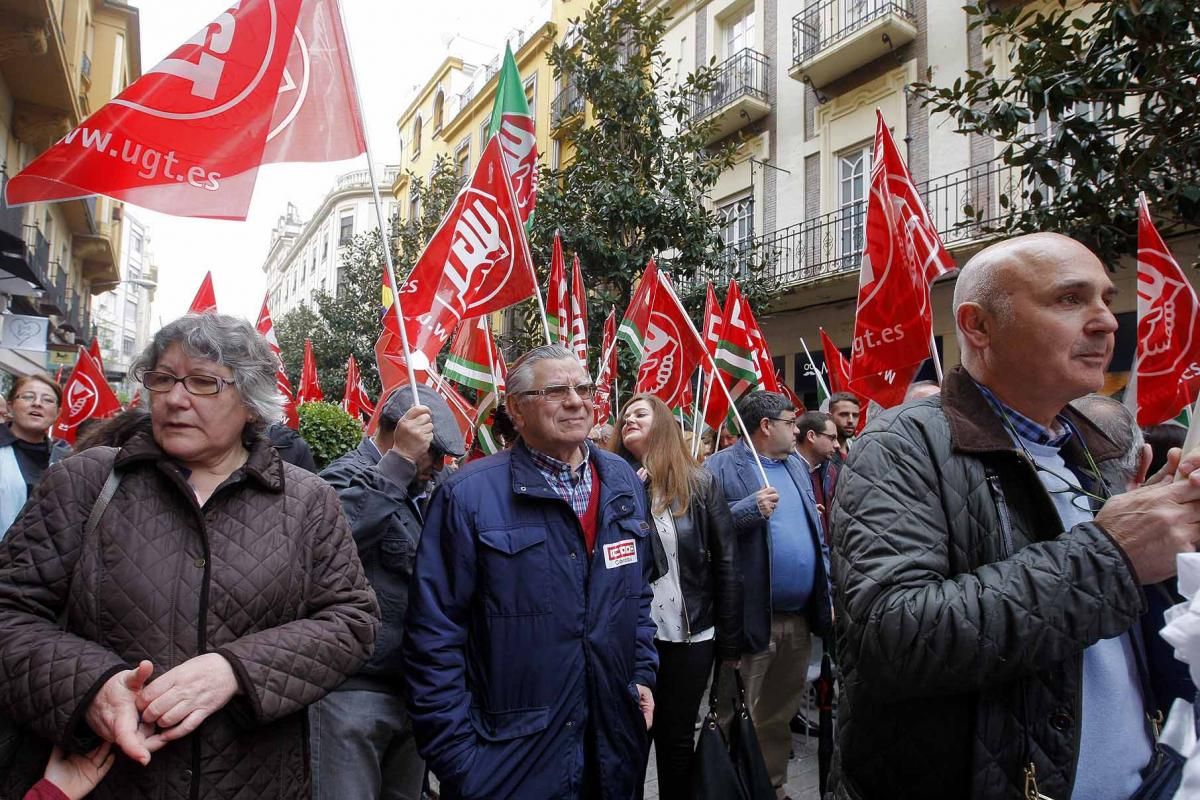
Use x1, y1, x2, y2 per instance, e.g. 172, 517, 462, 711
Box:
956, 302, 992, 351
507, 397, 527, 432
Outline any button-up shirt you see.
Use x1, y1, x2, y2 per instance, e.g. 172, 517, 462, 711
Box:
524, 440, 594, 518
974, 380, 1076, 448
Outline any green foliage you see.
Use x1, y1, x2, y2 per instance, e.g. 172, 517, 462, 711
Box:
275, 156, 461, 401
912, 0, 1200, 266
296, 401, 363, 470
510, 0, 777, 363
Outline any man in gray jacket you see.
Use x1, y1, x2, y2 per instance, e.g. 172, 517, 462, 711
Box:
312, 385, 466, 800
831, 232, 1200, 800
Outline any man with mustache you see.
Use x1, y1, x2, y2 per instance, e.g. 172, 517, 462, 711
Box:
403, 344, 657, 799
830, 233, 1200, 800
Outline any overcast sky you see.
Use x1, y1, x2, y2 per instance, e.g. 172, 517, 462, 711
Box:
126, 0, 543, 325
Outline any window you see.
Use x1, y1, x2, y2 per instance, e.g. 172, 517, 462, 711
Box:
409, 193, 421, 223
339, 212, 354, 246
480, 119, 491, 151
322, 229, 329, 261
122, 336, 135, 357
124, 299, 136, 321
524, 75, 537, 125
717, 195, 754, 276
412, 115, 423, 157
131, 231, 143, 256
455, 141, 471, 185
724, 4, 755, 57
433, 91, 444, 133
837, 143, 871, 263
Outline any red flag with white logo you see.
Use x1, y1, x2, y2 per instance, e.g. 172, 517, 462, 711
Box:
848, 112, 943, 409
53, 347, 121, 444
569, 254, 589, 366
341, 354, 375, 420
256, 293, 298, 428
394, 135, 538, 373
7, 0, 365, 220
635, 271, 707, 410
297, 338, 323, 402
703, 280, 758, 430
189, 271, 218, 314
546, 233, 569, 345
1132, 194, 1200, 426
594, 306, 618, 424
617, 260, 660, 358
87, 338, 105, 376
819, 328, 851, 395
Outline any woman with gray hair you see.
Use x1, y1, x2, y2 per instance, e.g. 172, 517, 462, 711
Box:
0, 313, 380, 800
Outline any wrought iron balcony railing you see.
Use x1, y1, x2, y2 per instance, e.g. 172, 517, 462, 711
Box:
793, 0, 915, 66
551, 80, 585, 127
686, 48, 769, 124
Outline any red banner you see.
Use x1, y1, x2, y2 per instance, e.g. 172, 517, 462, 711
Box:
297, 338, 323, 402
635, 271, 706, 410
255, 293, 298, 428
1132, 194, 1200, 425
53, 348, 121, 444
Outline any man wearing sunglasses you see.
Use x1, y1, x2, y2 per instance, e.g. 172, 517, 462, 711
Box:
403, 344, 657, 800
312, 384, 466, 800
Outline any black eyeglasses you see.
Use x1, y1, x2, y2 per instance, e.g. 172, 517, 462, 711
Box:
517, 383, 596, 402
140, 370, 236, 396
767, 416, 798, 427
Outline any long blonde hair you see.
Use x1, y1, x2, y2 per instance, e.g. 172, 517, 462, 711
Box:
610, 393, 698, 517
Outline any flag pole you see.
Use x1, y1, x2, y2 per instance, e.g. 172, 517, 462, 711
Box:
655, 272, 770, 488
334, 0, 420, 405
929, 330, 944, 383
800, 337, 829, 399
689, 369, 704, 458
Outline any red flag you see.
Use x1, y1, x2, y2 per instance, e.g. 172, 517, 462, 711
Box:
569, 254, 588, 366
341, 354, 375, 420
820, 328, 851, 395
847, 113, 941, 409
635, 271, 707, 410
701, 282, 722, 358
53, 347, 121, 444
256, 293, 298, 428
617, 260, 660, 357
704, 280, 757, 430
53, 366, 64, 385
87, 338, 105, 376
394, 135, 538, 371
1132, 194, 1200, 425
189, 271, 217, 314
546, 233, 569, 346
297, 338, 323, 402
743, 299, 779, 393
780, 379, 805, 413
7, 0, 365, 220
594, 307, 618, 424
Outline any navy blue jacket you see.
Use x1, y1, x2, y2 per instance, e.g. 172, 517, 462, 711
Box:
704, 440, 832, 654
402, 443, 658, 800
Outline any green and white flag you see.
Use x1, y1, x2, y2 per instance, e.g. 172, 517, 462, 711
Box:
488, 43, 537, 228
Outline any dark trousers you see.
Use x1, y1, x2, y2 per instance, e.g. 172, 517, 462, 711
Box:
645, 638, 716, 800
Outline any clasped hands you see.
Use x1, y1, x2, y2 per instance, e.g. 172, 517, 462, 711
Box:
85, 652, 239, 766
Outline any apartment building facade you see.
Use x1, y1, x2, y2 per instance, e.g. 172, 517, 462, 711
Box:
262, 167, 400, 319
0, 0, 140, 381
91, 209, 155, 393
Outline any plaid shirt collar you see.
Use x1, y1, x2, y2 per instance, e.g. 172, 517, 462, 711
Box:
973, 380, 1075, 448
522, 440, 594, 517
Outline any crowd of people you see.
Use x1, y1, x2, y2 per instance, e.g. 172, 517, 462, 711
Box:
0, 230, 1195, 800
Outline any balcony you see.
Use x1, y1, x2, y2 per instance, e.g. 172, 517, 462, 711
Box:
551, 79, 585, 132
687, 49, 770, 145
790, 0, 917, 88
336, 166, 401, 194
0, 0, 81, 147
686, 156, 1032, 290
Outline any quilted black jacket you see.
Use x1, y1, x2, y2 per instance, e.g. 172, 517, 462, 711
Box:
0, 431, 379, 800
829, 367, 1147, 800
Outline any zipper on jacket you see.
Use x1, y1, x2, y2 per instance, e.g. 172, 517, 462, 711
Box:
985, 470, 1015, 558
1023, 763, 1055, 800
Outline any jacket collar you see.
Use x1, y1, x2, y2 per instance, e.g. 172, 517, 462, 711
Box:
941, 366, 1123, 463
115, 429, 286, 493
509, 439, 633, 504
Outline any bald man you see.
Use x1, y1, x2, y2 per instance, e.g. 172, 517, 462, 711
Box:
830, 233, 1200, 800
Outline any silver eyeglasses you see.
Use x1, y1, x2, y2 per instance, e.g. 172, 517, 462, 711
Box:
140, 370, 236, 396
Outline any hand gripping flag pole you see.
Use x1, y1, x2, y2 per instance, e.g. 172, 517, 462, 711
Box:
653, 271, 770, 489
335, 0, 419, 404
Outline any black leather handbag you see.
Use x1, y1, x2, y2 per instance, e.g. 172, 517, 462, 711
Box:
729, 668, 775, 800
692, 663, 746, 800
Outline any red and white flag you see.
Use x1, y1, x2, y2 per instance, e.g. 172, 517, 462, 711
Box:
394, 135, 538, 371
6, 0, 364, 220
847, 112, 944, 409
53, 347, 121, 444
569, 254, 588, 366
703, 280, 758, 430
635, 271, 707, 410
297, 338, 323, 403
341, 354, 375, 420
701, 283, 722, 358
819, 327, 851, 395
594, 307, 618, 424
255, 293, 298, 428
87, 337, 105, 376
189, 271, 218, 314
546, 233, 569, 346
1131, 194, 1200, 426
617, 260, 660, 358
